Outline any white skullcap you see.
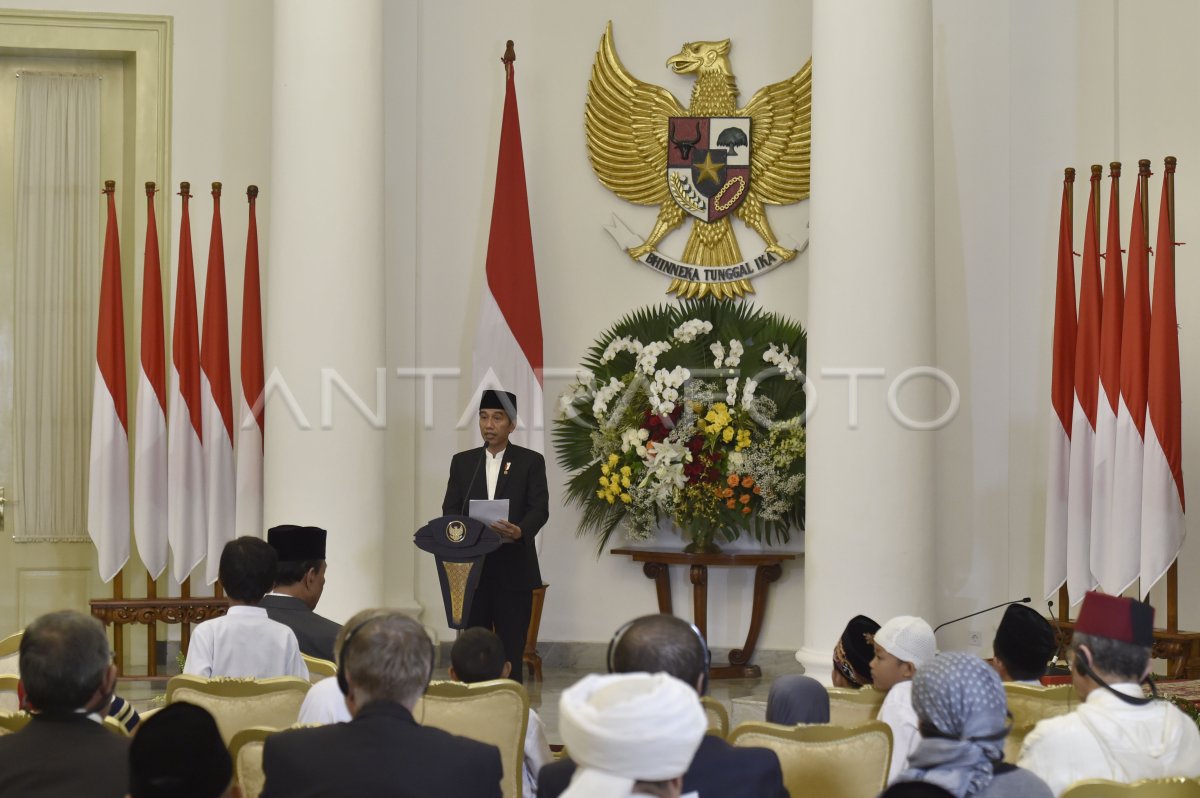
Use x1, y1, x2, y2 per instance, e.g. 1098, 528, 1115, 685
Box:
559, 672, 707, 797
874, 615, 937, 668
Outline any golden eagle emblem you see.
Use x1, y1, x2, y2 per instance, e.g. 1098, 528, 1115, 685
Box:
586, 22, 811, 299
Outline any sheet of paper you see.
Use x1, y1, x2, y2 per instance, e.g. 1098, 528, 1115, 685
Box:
469, 499, 510, 530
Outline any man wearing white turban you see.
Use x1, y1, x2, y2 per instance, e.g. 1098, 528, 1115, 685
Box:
558, 672, 707, 798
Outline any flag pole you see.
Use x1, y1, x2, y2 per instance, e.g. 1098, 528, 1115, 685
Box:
1134, 159, 1152, 606
103, 179, 126, 672
1163, 155, 1178, 633
144, 180, 159, 675
1057, 166, 1075, 624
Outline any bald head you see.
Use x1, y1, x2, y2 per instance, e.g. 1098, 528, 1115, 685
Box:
611, 615, 707, 692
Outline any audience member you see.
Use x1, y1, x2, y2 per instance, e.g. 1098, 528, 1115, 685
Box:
832, 614, 881, 688
879, 784, 956, 798
539, 614, 789, 798
129, 702, 239, 798
898, 652, 1052, 797
296, 613, 361, 726
989, 604, 1056, 684
0, 610, 128, 797
558, 672, 706, 798
872, 615, 937, 784
450, 627, 552, 798
261, 524, 342, 662
260, 609, 503, 797
1018, 591, 1200, 796
183, 536, 308, 679
766, 674, 830, 725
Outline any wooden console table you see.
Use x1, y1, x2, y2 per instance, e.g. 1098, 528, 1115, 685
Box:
1052, 618, 1200, 679
611, 548, 797, 679
90, 596, 230, 677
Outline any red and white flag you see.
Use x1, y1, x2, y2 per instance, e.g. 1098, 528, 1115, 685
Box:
1044, 170, 1077, 600
472, 48, 544, 453
1108, 165, 1152, 596
1065, 168, 1103, 604
88, 182, 130, 582
168, 183, 207, 583
236, 186, 265, 537
1141, 158, 1185, 595
201, 183, 236, 584
133, 183, 168, 578
1089, 165, 1126, 593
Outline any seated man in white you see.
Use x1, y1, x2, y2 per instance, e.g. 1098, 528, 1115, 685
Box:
1018, 591, 1200, 796
184, 536, 308, 680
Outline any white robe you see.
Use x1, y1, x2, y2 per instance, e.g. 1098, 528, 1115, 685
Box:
1018, 683, 1200, 796
183, 605, 308, 680
877, 679, 921, 785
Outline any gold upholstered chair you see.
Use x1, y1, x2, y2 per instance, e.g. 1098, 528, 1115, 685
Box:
827, 686, 886, 728
301, 653, 337, 683
729, 720, 893, 798
700, 696, 730, 738
165, 675, 311, 745
1060, 777, 1200, 798
1003, 682, 1078, 762
229, 726, 279, 798
415, 679, 529, 798
0, 630, 21, 676
0, 711, 29, 735
0, 674, 19, 714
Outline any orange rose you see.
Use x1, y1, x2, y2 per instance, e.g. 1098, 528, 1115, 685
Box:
753, 485, 762, 495
741, 475, 754, 489
739, 493, 751, 504
727, 473, 740, 487
741, 506, 751, 514
725, 499, 737, 509
722, 488, 734, 498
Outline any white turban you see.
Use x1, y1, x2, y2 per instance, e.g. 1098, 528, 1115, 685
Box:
559, 672, 707, 797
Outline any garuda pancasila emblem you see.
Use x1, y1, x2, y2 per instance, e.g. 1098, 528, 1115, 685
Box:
586, 22, 811, 299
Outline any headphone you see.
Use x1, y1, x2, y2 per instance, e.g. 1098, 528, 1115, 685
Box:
1071, 645, 1156, 706
337, 615, 436, 697
606, 617, 711, 696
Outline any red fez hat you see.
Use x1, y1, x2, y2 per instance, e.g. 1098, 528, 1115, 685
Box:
1075, 591, 1154, 647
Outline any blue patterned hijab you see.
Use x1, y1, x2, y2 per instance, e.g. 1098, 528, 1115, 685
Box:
899, 652, 1009, 797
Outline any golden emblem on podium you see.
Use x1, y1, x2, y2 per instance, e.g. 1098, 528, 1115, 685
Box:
586, 22, 811, 299
445, 520, 467, 543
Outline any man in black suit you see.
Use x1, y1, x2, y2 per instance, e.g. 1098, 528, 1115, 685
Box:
442, 389, 548, 684
538, 614, 790, 798
261, 524, 342, 662
261, 610, 503, 798
0, 610, 128, 798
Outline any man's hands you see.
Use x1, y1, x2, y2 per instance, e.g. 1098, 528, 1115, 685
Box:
491, 520, 523, 541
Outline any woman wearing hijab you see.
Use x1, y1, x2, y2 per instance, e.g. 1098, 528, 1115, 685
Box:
894, 652, 1052, 798
766, 674, 830, 725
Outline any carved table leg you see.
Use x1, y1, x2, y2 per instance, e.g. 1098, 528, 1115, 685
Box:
690, 565, 708, 641
710, 563, 783, 680
643, 562, 673, 615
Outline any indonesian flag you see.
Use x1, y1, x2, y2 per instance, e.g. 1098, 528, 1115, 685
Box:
88, 182, 131, 582
201, 183, 236, 584
168, 184, 207, 583
1044, 170, 1077, 600
1141, 158, 1185, 595
1065, 168, 1103, 605
133, 183, 168, 578
1089, 165, 1126, 593
1108, 167, 1151, 596
235, 186, 264, 537
472, 48, 544, 453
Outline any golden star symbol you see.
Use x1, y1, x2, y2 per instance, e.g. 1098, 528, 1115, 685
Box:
694, 151, 722, 186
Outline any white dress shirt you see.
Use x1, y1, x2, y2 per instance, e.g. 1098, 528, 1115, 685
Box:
877, 679, 921, 784
523, 707, 552, 798
485, 447, 506, 500
183, 605, 309, 680
1019, 683, 1200, 796
297, 676, 352, 725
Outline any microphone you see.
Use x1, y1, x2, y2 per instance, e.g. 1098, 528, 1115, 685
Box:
933, 597, 1032, 633
460, 451, 485, 516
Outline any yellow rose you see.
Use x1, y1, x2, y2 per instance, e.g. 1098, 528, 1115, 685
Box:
620, 493, 632, 504
722, 427, 735, 443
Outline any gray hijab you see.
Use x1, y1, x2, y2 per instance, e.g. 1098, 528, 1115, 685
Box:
766, 674, 830, 725
899, 653, 1008, 798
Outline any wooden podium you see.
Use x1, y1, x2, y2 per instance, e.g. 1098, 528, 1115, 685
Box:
611, 548, 797, 679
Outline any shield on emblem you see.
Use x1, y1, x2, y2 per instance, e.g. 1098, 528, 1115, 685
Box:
667, 116, 752, 222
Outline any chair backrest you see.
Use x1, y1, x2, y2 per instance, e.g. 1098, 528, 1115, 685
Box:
0, 674, 19, 714
1060, 777, 1200, 798
302, 654, 336, 683
1003, 682, 1078, 762
828, 686, 886, 728
415, 679, 528, 798
0, 630, 21, 676
166, 675, 311, 745
229, 726, 278, 798
700, 695, 729, 738
729, 720, 892, 798
0, 711, 30, 735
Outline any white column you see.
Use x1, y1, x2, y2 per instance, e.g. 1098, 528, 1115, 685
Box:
265, 0, 386, 623
797, 0, 936, 679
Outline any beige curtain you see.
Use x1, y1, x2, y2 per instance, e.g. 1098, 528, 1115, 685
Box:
13, 73, 101, 540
